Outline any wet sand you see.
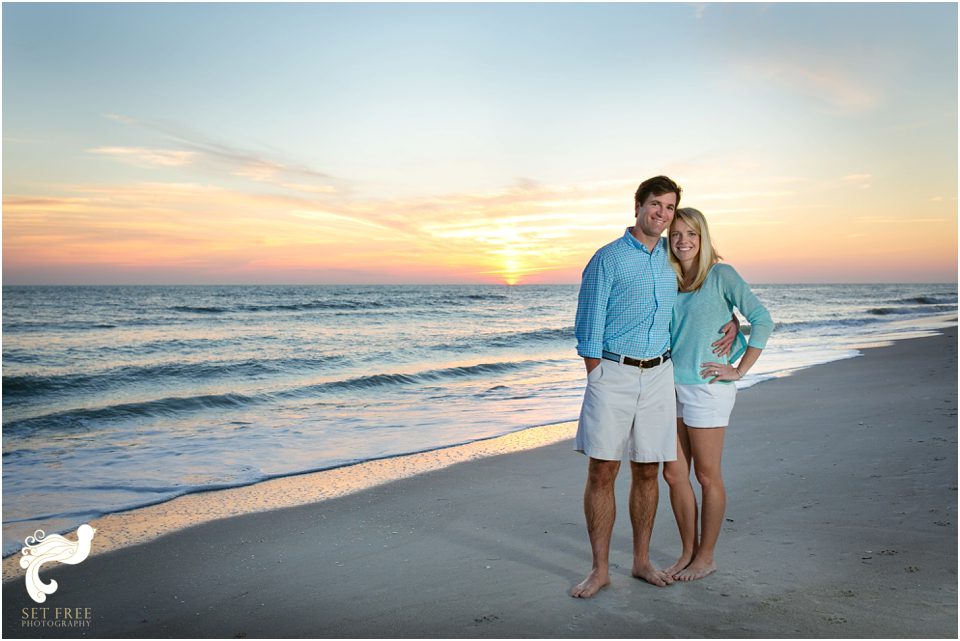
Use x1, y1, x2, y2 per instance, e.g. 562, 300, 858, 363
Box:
3, 328, 957, 638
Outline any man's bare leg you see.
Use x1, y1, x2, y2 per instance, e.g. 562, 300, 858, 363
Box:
629, 461, 673, 587
662, 420, 698, 576
570, 458, 620, 598
676, 427, 726, 581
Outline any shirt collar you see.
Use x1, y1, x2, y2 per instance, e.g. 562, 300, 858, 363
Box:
622, 228, 666, 255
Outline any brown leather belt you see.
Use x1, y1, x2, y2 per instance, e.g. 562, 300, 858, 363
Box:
602, 350, 671, 369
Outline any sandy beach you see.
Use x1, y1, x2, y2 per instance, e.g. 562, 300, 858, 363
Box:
3, 328, 957, 638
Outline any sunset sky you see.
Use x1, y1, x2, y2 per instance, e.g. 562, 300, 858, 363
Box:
3, 2, 957, 285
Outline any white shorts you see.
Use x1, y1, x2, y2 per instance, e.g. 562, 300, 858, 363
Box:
675, 382, 737, 428
575, 359, 677, 462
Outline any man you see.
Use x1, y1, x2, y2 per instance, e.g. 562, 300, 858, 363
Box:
570, 175, 736, 598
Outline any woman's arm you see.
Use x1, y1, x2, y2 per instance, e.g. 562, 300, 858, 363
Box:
700, 265, 773, 383
700, 346, 762, 382
720, 264, 774, 349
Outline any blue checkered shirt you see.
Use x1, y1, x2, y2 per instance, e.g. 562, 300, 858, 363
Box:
575, 229, 678, 360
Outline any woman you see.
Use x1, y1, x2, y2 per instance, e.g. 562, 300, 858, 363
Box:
662, 207, 774, 581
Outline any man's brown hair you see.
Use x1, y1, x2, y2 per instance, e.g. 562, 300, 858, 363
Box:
634, 175, 682, 210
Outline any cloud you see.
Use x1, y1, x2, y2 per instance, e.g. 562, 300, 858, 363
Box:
280, 183, 338, 194
735, 60, 880, 115
3, 175, 640, 284
709, 217, 784, 227
88, 146, 198, 167
288, 209, 397, 233
100, 113, 340, 195
698, 190, 797, 201
856, 216, 947, 224
3, 136, 42, 144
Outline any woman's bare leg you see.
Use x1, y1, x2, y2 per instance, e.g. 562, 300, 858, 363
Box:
675, 426, 726, 581
662, 419, 697, 576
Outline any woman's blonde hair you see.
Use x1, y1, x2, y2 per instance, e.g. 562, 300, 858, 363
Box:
668, 207, 722, 292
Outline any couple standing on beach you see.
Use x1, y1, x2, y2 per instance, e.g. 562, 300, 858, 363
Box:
571, 175, 773, 598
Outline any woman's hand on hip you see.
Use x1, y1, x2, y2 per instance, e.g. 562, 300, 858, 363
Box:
700, 361, 741, 383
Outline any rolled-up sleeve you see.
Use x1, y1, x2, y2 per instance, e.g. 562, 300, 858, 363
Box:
575, 252, 611, 359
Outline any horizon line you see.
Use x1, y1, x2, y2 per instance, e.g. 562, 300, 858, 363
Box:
3, 281, 958, 288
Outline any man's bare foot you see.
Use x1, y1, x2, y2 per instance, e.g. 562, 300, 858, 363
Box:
569, 569, 611, 598
631, 560, 673, 587
674, 559, 716, 581
663, 555, 693, 577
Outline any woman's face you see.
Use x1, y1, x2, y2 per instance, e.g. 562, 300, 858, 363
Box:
669, 217, 700, 264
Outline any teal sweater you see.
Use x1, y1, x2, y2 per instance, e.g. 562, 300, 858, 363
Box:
671, 263, 774, 385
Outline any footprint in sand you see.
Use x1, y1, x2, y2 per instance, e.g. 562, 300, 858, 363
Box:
825, 616, 847, 624
838, 589, 856, 597
878, 549, 898, 556
905, 566, 920, 573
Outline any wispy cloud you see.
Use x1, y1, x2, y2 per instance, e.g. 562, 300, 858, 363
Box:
99, 113, 340, 195
88, 146, 198, 167
3, 176, 639, 284
838, 173, 873, 190
698, 190, 797, 201
856, 216, 947, 224
735, 60, 880, 115
288, 209, 396, 233
5, 171, 957, 284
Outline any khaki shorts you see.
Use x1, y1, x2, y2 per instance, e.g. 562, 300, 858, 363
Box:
575, 358, 677, 463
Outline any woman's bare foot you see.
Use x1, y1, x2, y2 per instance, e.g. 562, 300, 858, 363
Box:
631, 560, 673, 587
663, 554, 693, 577
569, 569, 611, 598
674, 558, 716, 581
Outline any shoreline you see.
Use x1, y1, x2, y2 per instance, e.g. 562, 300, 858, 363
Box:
3, 322, 956, 581
2, 327, 956, 637
2, 420, 579, 582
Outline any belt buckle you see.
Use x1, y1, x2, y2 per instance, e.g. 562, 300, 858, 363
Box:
640, 352, 669, 369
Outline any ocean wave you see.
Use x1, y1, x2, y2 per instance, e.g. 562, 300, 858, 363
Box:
2, 351, 44, 364
464, 293, 509, 301
169, 296, 511, 315
3, 355, 343, 403
294, 360, 540, 396
774, 316, 892, 332
168, 299, 404, 314
4, 358, 549, 433
98, 335, 278, 357
889, 295, 956, 305
774, 306, 957, 332
171, 305, 230, 314
3, 320, 122, 333
431, 326, 574, 351
4, 392, 263, 436
239, 300, 392, 312
867, 304, 956, 316
4, 317, 177, 332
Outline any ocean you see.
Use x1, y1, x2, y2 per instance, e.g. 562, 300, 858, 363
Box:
2, 283, 956, 556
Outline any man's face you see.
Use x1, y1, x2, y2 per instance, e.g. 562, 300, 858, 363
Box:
634, 191, 677, 240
